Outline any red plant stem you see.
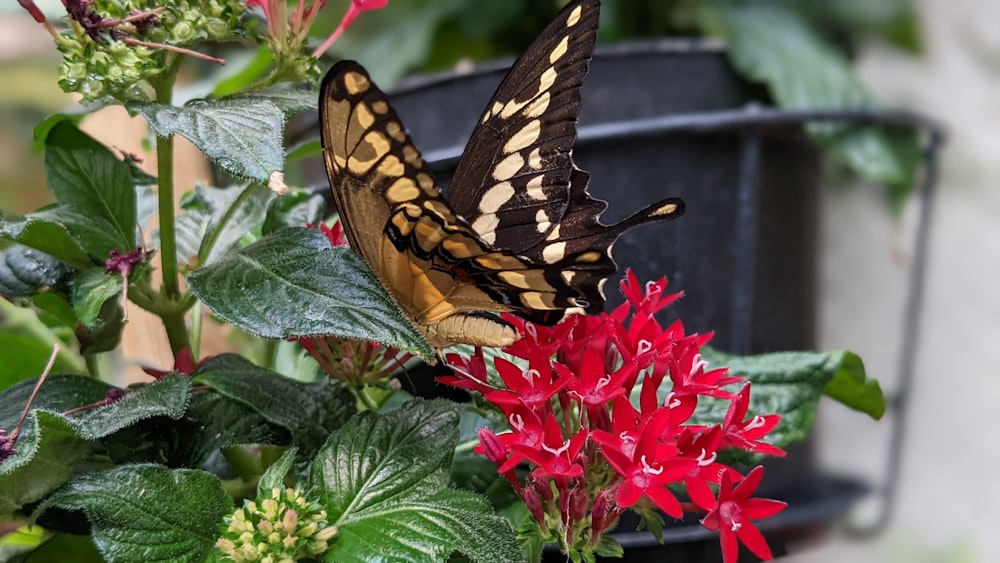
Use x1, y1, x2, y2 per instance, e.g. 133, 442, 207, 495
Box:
9, 344, 60, 443
120, 37, 226, 65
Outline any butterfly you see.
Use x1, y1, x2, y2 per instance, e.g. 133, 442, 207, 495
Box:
318, 0, 684, 350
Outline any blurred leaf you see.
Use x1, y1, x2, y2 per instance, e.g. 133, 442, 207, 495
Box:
128, 97, 286, 182
703, 3, 920, 204
7, 533, 104, 563
186, 227, 432, 360
172, 392, 289, 468
43, 122, 136, 249
285, 138, 323, 164
31, 114, 84, 152
0, 245, 71, 298
193, 354, 354, 458
211, 46, 275, 98
262, 189, 326, 235
70, 268, 121, 330
41, 465, 229, 563
174, 184, 274, 267
694, 348, 883, 455
308, 400, 520, 563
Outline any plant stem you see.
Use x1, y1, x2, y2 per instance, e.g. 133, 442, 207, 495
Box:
84, 353, 100, 378
149, 57, 189, 356
356, 385, 379, 411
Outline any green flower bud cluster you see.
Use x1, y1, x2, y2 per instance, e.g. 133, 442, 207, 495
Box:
55, 0, 249, 102
216, 487, 337, 562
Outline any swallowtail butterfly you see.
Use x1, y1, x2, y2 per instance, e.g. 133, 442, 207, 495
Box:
319, 0, 684, 350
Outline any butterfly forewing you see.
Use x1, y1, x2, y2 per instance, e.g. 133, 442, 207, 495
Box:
449, 0, 601, 256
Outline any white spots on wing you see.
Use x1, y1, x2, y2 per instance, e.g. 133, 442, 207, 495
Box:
479, 181, 514, 214
493, 152, 524, 181
550, 35, 569, 64
545, 224, 561, 241
542, 241, 567, 263
535, 209, 551, 234
525, 92, 551, 119
472, 215, 499, 245
538, 67, 558, 93
528, 148, 544, 170
567, 5, 583, 26
525, 175, 546, 200
504, 120, 541, 154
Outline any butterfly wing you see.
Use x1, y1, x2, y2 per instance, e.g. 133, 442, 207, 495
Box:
447, 0, 684, 323
321, 62, 543, 348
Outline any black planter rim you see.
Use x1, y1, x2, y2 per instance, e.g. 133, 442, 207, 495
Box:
392, 38, 728, 96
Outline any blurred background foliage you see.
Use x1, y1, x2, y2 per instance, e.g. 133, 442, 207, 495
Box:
0, 0, 921, 212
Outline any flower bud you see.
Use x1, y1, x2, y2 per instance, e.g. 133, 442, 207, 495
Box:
521, 486, 546, 525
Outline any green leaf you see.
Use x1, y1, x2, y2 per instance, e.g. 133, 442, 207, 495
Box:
41, 465, 231, 563
31, 114, 84, 152
7, 533, 104, 563
258, 448, 298, 495
210, 46, 274, 98
193, 354, 354, 457
172, 392, 290, 468
0, 245, 71, 298
234, 84, 318, 117
174, 184, 274, 266
73, 296, 124, 355
309, 400, 520, 563
704, 3, 920, 204
262, 189, 326, 236
0, 374, 110, 427
43, 122, 135, 249
697, 348, 884, 451
0, 206, 120, 269
71, 267, 121, 329
815, 350, 884, 418
285, 139, 323, 164
0, 211, 89, 270
68, 374, 191, 440
0, 410, 89, 514
186, 227, 432, 360
0, 318, 80, 389
128, 97, 285, 182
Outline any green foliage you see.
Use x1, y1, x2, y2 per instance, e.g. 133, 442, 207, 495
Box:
701, 3, 921, 207
2, 1, 900, 561
308, 400, 521, 563
187, 228, 432, 360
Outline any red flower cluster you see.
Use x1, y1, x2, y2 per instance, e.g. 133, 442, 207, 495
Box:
442, 271, 787, 562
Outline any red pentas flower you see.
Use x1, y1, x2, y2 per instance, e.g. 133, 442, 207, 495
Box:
692, 466, 787, 563
441, 269, 786, 560
718, 383, 785, 457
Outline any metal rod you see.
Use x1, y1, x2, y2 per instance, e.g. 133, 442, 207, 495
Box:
729, 129, 762, 355
422, 107, 946, 165
846, 130, 943, 537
